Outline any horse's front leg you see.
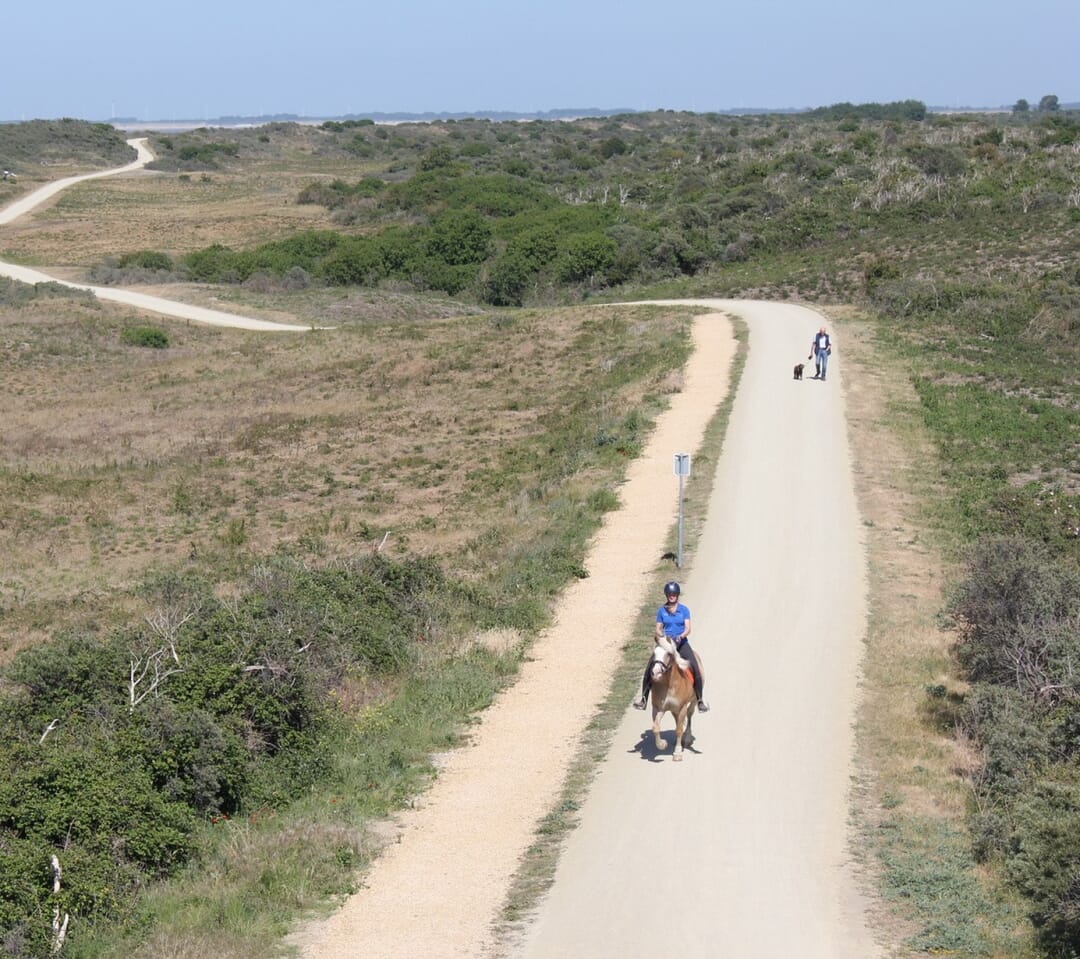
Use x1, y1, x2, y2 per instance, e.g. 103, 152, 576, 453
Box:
651, 705, 665, 752
673, 707, 688, 761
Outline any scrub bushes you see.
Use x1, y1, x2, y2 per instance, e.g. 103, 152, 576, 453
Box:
0, 553, 463, 954
948, 537, 1080, 951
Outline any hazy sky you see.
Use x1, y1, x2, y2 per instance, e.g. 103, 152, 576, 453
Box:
3, 0, 1076, 121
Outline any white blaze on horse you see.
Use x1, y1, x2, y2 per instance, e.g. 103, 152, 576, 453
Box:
648, 635, 698, 761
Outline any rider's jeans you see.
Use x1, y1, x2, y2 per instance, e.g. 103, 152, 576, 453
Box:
816, 348, 830, 377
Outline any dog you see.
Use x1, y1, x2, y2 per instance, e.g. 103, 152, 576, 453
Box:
793, 362, 804, 381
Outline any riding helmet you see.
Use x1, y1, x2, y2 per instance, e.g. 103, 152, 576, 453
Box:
663, 581, 681, 597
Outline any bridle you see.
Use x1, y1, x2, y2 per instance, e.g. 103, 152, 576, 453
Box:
651, 650, 674, 676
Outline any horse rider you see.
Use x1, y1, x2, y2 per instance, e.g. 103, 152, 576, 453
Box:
633, 581, 709, 712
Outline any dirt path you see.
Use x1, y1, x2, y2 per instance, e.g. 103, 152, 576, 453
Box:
0, 140, 314, 332
511, 301, 879, 957
297, 300, 881, 957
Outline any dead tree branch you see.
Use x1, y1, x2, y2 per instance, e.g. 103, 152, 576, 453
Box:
40, 719, 60, 744
50, 856, 69, 955
129, 648, 183, 712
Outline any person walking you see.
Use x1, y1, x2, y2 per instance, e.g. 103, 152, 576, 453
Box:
809, 325, 832, 380
633, 581, 709, 711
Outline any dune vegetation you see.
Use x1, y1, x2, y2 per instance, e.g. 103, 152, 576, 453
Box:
1, 100, 1079, 957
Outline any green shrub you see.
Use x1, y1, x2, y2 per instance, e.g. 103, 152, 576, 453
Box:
598, 136, 629, 158
485, 253, 532, 306
416, 258, 479, 295
906, 144, 967, 178
963, 684, 1050, 801
0, 553, 464, 943
121, 326, 169, 349
426, 208, 493, 266
116, 250, 173, 271
458, 140, 493, 157
175, 142, 239, 167
507, 227, 559, 270
319, 237, 384, 286
558, 232, 617, 282
1007, 773, 1080, 950
948, 536, 1080, 691
419, 145, 454, 170
184, 243, 239, 282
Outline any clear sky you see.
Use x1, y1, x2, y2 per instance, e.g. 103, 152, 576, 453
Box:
3, 0, 1076, 121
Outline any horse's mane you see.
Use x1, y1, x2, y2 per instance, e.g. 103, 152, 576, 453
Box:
656, 636, 691, 672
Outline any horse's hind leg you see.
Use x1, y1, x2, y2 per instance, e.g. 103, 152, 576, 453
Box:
681, 713, 695, 749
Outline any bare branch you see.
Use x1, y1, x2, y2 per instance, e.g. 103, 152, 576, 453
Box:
144, 606, 196, 663
40, 719, 60, 744
127, 604, 196, 710
50, 856, 69, 955
129, 647, 183, 712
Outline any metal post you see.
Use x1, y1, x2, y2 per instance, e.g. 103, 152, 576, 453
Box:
677, 472, 684, 568
673, 453, 691, 569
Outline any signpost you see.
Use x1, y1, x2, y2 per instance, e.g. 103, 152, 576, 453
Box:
673, 453, 691, 568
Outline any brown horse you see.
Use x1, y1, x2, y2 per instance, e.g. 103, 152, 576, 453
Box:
648, 637, 699, 761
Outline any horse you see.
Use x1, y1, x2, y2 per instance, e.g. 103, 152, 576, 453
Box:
648, 636, 699, 761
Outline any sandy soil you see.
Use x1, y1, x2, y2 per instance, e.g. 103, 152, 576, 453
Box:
296, 300, 882, 958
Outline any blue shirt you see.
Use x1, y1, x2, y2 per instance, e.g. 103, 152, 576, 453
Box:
656, 602, 690, 639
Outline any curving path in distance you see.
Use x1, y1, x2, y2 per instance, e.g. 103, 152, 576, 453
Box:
0, 138, 316, 331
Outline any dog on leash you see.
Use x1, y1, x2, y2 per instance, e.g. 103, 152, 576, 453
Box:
793, 362, 804, 381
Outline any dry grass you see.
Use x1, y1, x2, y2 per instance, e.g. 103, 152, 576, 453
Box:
839, 309, 968, 808
0, 292, 688, 660
3, 166, 340, 268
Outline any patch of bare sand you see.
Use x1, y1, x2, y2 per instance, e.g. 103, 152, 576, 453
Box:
291, 314, 736, 959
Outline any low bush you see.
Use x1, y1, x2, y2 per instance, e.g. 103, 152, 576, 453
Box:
1007, 773, 1080, 951
116, 250, 173, 272
0, 277, 96, 308
948, 537, 1080, 690
948, 535, 1080, 948
121, 326, 169, 348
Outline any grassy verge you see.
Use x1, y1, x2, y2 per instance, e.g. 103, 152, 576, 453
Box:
840, 308, 1037, 957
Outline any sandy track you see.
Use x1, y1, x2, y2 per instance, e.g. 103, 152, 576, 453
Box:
511, 301, 880, 957
297, 300, 880, 958
0, 140, 315, 332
